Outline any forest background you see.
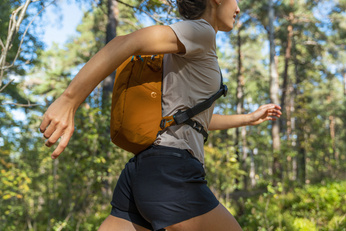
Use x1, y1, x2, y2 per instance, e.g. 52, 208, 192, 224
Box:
0, 0, 345, 230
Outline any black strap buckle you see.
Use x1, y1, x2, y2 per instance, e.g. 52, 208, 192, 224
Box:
222, 84, 228, 97
192, 121, 203, 133
184, 119, 209, 143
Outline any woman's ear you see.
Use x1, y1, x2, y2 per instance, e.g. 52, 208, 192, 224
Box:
210, 0, 221, 7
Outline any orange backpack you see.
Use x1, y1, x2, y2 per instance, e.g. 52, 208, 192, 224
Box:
110, 55, 227, 154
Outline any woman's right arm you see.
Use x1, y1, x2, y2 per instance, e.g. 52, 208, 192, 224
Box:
209, 104, 282, 130
39, 25, 185, 159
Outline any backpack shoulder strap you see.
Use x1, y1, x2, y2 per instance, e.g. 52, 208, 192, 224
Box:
160, 68, 228, 142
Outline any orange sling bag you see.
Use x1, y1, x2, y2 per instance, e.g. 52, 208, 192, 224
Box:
110, 55, 227, 154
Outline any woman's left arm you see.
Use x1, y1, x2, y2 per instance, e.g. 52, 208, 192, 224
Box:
208, 104, 282, 131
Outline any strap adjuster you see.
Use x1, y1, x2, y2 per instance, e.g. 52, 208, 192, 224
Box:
160, 116, 175, 129
184, 119, 209, 143
223, 85, 228, 97
193, 121, 203, 133
160, 119, 166, 129
173, 110, 190, 125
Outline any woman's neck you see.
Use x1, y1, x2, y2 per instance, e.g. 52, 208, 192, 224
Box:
200, 5, 218, 33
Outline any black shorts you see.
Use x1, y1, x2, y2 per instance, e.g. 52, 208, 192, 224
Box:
110, 145, 219, 231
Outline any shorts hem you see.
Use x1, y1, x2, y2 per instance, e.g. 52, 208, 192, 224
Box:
110, 207, 153, 230
152, 200, 220, 230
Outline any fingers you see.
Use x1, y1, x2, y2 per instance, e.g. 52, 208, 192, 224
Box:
39, 114, 64, 146
259, 104, 281, 111
250, 104, 282, 126
39, 112, 74, 159
40, 112, 59, 137
44, 128, 73, 159
51, 132, 73, 159
43, 121, 58, 139
44, 125, 68, 147
266, 117, 277, 121
267, 108, 282, 118
261, 104, 282, 118
39, 113, 51, 133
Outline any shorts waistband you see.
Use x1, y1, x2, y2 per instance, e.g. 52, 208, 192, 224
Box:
136, 145, 192, 160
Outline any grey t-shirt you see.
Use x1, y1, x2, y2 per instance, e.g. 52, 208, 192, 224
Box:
154, 19, 220, 164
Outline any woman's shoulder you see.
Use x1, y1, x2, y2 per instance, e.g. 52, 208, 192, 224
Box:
168, 19, 216, 54
170, 19, 215, 38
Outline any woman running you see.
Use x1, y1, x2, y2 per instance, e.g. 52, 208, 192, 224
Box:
40, 0, 281, 230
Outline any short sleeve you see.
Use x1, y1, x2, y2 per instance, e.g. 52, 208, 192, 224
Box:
169, 19, 216, 58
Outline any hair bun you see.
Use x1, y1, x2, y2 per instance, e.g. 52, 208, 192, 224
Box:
176, 0, 207, 20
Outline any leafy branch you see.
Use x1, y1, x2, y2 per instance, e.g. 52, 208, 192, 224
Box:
1, 101, 40, 107
0, 0, 56, 89
0, 0, 56, 108
0, 0, 31, 87
0, 79, 14, 93
115, 0, 177, 24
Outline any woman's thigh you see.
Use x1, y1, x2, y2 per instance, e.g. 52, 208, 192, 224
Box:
98, 216, 151, 231
165, 203, 243, 231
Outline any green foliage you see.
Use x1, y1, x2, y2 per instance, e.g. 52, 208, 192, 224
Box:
236, 181, 346, 231
0, 0, 44, 79
1, 0, 346, 230
205, 145, 246, 196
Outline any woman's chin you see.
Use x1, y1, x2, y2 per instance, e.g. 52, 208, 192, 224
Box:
219, 25, 234, 32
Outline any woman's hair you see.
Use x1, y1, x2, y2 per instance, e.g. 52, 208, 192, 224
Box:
176, 0, 207, 20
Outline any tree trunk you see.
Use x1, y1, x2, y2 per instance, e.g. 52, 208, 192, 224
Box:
329, 114, 336, 156
241, 127, 248, 189
343, 70, 346, 96
296, 120, 306, 185
235, 23, 247, 189
102, 0, 118, 109
281, 12, 293, 112
281, 0, 294, 142
293, 45, 306, 185
268, 0, 282, 184
281, 2, 294, 180
289, 95, 297, 181
249, 149, 256, 188
101, 0, 118, 197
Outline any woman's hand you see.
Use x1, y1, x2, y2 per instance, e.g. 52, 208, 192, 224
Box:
39, 95, 77, 159
209, 104, 282, 130
248, 104, 282, 126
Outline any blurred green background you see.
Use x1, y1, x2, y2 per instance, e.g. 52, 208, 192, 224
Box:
1, 0, 345, 230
